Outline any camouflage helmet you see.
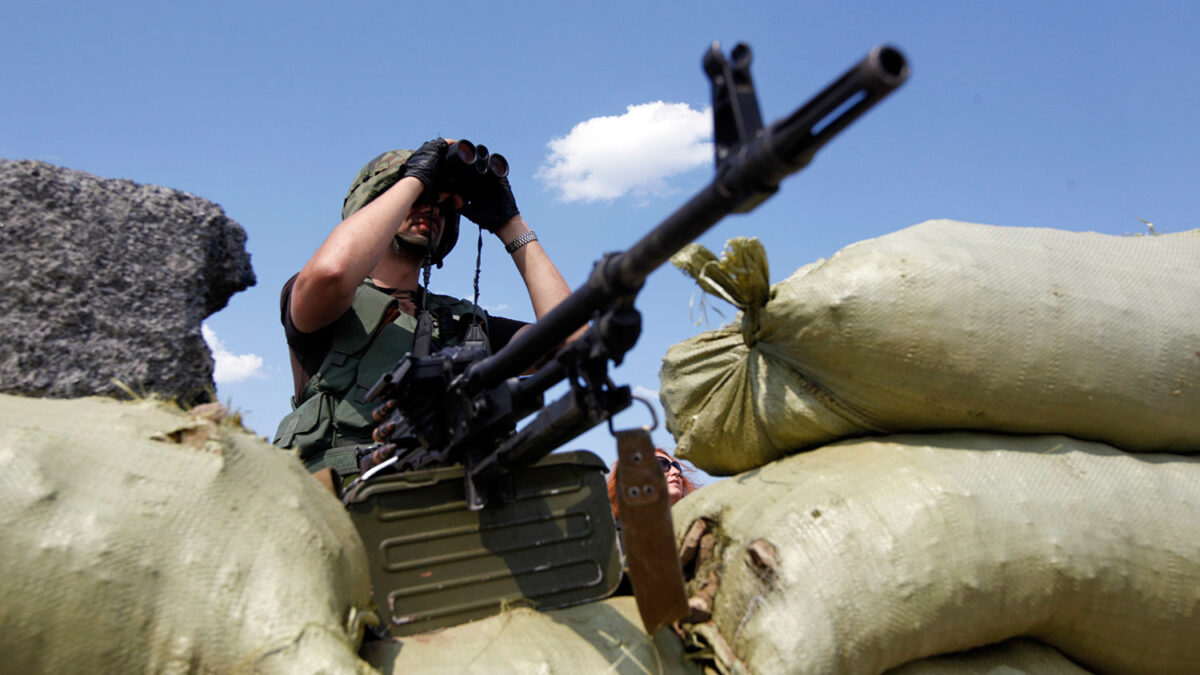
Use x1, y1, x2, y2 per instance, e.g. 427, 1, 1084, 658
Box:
342, 149, 460, 265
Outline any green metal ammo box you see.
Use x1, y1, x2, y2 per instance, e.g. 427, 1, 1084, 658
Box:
342, 450, 621, 636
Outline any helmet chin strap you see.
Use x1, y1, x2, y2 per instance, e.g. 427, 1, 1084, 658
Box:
464, 227, 487, 348
393, 202, 448, 262
400, 212, 443, 357
411, 241, 436, 358
401, 216, 487, 355
392, 233, 432, 261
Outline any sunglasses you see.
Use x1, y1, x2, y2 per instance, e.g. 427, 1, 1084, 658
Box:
656, 456, 683, 473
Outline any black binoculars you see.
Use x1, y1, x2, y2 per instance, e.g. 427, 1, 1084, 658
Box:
444, 139, 508, 179
432, 139, 508, 204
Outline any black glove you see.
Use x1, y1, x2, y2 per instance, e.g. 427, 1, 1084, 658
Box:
401, 138, 448, 199
462, 172, 520, 233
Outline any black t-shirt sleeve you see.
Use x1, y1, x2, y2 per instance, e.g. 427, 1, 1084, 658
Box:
487, 315, 527, 352
280, 274, 336, 378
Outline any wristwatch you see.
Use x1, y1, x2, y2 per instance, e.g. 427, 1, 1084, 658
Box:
504, 230, 538, 254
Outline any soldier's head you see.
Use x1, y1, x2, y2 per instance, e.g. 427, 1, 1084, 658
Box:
343, 149, 462, 266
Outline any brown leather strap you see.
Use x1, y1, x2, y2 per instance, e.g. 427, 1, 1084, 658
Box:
615, 428, 689, 634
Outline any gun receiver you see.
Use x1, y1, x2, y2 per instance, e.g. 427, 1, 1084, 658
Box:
362, 43, 908, 509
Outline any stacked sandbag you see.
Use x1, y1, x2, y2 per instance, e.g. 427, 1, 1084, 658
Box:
887, 638, 1093, 674
362, 596, 700, 674
660, 221, 1200, 475
0, 394, 377, 674
671, 433, 1200, 675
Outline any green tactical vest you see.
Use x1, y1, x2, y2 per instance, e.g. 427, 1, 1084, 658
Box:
273, 282, 488, 474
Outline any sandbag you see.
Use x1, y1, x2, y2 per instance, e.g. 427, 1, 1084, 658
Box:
361, 596, 700, 674
660, 222, 1200, 474
886, 638, 1092, 674
672, 433, 1200, 675
0, 394, 377, 674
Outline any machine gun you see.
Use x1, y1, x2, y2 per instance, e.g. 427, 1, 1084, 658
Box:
360, 42, 908, 505
345, 43, 908, 636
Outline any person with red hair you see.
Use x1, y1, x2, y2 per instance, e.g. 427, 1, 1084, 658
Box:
607, 448, 699, 520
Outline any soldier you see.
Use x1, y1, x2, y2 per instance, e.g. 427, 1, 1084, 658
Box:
273, 139, 577, 478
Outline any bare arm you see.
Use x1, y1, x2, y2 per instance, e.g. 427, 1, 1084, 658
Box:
289, 176, 424, 333
494, 216, 588, 343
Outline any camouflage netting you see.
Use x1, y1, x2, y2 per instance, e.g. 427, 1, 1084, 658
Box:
661, 221, 1200, 475
0, 394, 377, 674
362, 597, 700, 674
672, 433, 1200, 675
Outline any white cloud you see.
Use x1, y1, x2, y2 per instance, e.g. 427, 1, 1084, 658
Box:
633, 385, 660, 402
536, 102, 712, 203
631, 385, 665, 427
202, 323, 265, 384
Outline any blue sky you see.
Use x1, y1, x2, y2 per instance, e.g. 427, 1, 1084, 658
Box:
4, 2, 1197, 482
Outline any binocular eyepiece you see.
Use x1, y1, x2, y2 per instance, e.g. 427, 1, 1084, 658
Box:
445, 140, 509, 179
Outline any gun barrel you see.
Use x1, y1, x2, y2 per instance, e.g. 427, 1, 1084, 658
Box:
464, 45, 907, 393
767, 45, 907, 176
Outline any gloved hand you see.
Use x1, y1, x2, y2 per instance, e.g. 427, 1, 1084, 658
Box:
462, 172, 520, 233
401, 138, 448, 198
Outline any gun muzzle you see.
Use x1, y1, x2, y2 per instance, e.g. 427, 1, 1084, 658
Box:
766, 44, 908, 173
